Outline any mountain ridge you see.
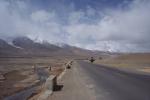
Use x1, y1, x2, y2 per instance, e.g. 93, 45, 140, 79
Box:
0, 36, 108, 58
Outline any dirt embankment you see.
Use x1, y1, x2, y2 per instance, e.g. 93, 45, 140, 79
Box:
0, 57, 68, 99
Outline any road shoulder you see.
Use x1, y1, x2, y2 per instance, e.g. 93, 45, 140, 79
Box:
49, 61, 96, 100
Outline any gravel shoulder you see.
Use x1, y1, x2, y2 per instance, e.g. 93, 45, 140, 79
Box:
49, 61, 96, 100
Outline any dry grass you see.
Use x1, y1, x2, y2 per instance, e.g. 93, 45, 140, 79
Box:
138, 67, 150, 73
95, 53, 150, 73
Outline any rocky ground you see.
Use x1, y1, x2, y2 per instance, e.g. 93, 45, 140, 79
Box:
0, 57, 68, 99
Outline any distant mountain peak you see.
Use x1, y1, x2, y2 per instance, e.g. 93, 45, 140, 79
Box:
0, 36, 107, 57
54, 42, 70, 48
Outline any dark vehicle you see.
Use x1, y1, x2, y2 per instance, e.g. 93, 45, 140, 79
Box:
90, 57, 95, 63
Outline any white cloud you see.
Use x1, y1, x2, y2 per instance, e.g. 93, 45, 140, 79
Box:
31, 10, 56, 22
65, 0, 150, 52
0, 0, 64, 43
68, 11, 85, 24
0, 0, 150, 52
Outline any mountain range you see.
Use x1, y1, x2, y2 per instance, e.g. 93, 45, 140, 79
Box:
0, 36, 109, 58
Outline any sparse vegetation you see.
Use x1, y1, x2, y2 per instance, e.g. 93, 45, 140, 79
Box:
95, 53, 150, 73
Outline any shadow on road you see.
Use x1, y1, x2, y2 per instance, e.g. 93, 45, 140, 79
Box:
53, 85, 64, 91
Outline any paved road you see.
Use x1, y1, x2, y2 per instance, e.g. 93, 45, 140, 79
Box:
78, 61, 150, 100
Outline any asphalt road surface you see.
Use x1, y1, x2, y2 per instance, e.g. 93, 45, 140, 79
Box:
78, 61, 150, 100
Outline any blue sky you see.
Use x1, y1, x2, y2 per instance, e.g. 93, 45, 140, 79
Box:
30, 0, 130, 9
27, 0, 133, 20
0, 0, 150, 52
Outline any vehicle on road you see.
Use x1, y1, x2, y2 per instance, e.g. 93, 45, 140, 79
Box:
89, 57, 95, 63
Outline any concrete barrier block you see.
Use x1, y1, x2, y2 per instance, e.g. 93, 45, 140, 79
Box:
37, 75, 57, 100
57, 67, 66, 81
44, 75, 57, 91
37, 90, 52, 100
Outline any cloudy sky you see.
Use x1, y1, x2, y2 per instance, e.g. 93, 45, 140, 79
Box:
0, 0, 150, 52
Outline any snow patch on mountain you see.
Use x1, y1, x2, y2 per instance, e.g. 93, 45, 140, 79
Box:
8, 41, 23, 49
